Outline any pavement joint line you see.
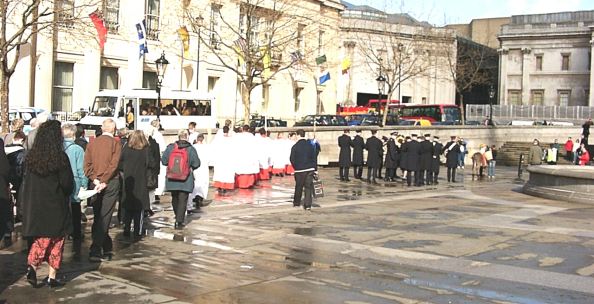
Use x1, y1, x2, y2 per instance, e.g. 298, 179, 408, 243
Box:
275, 233, 594, 295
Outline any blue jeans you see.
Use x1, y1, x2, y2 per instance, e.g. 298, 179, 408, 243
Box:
458, 153, 465, 167
488, 160, 496, 177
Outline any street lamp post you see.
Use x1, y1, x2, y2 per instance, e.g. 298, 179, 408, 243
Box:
397, 43, 403, 103
488, 85, 495, 126
194, 15, 204, 90
376, 74, 386, 126
155, 51, 169, 125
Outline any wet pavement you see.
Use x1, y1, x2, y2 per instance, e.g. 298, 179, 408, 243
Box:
2, 167, 594, 303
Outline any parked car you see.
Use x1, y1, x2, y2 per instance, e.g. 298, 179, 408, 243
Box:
398, 119, 432, 127
345, 114, 374, 126
360, 114, 400, 126
237, 115, 287, 128
293, 115, 348, 127
5, 107, 49, 134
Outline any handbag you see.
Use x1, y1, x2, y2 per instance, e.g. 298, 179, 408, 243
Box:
312, 173, 324, 198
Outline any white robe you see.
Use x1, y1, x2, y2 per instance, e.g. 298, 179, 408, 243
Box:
234, 133, 260, 175
152, 130, 167, 196
212, 136, 236, 184
187, 142, 211, 208
254, 135, 273, 169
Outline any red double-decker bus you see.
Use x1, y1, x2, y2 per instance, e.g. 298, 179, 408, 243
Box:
337, 99, 398, 115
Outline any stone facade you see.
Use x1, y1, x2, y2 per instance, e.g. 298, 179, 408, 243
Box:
447, 17, 510, 49
497, 11, 594, 106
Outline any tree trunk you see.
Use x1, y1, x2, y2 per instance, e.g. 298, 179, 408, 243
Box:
241, 85, 251, 124
0, 69, 10, 134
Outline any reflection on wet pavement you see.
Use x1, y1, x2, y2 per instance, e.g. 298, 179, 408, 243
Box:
2, 167, 594, 303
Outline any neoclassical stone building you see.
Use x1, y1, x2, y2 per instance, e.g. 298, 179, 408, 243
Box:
498, 11, 594, 106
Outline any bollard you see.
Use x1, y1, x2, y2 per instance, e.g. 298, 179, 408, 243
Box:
517, 153, 524, 179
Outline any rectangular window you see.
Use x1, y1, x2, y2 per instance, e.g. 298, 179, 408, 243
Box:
142, 71, 157, 89
535, 54, 543, 71
297, 24, 305, 52
561, 53, 570, 71
207, 76, 219, 93
558, 90, 571, 106
58, 0, 75, 28
318, 30, 324, 54
52, 62, 74, 112
103, 0, 120, 34
145, 0, 160, 40
531, 90, 544, 105
294, 87, 302, 112
100, 67, 119, 90
210, 4, 222, 49
508, 90, 521, 105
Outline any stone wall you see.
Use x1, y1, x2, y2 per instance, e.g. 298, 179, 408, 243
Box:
166, 125, 581, 166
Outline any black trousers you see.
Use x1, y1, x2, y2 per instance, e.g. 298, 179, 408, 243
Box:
447, 167, 457, 182
293, 171, 314, 208
171, 191, 189, 224
406, 170, 419, 186
353, 166, 363, 179
90, 177, 120, 256
429, 169, 440, 183
385, 168, 396, 180
123, 209, 143, 236
367, 167, 378, 182
339, 166, 350, 180
71, 203, 82, 240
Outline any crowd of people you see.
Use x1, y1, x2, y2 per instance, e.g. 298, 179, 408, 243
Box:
337, 130, 498, 185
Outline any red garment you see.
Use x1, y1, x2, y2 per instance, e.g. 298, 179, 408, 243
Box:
235, 174, 256, 189
259, 168, 271, 180
579, 151, 590, 166
565, 140, 574, 152
213, 181, 234, 190
28, 237, 65, 270
285, 164, 295, 175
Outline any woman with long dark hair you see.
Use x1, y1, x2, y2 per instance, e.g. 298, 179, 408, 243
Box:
119, 130, 151, 237
21, 120, 74, 288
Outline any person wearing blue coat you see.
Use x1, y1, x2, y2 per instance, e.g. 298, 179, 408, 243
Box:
62, 124, 88, 244
161, 130, 200, 229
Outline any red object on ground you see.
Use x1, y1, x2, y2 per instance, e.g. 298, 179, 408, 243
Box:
235, 174, 256, 189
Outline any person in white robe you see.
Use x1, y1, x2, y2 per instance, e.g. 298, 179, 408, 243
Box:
212, 126, 236, 193
187, 134, 211, 211
150, 120, 167, 200
234, 126, 259, 188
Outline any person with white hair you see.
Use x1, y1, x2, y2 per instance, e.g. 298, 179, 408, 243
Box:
84, 118, 121, 262
24, 112, 49, 150
150, 119, 167, 200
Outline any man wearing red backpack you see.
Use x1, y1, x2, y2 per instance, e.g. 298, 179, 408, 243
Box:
161, 130, 200, 229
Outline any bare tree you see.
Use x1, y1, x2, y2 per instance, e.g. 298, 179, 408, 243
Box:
348, 17, 453, 126
0, 0, 99, 133
185, 0, 325, 123
444, 37, 494, 124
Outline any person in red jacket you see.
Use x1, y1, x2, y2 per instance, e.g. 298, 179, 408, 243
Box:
578, 146, 590, 166
564, 137, 574, 161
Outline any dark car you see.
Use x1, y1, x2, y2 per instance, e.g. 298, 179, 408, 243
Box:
293, 115, 348, 127
237, 116, 288, 128
360, 114, 400, 126
345, 114, 374, 126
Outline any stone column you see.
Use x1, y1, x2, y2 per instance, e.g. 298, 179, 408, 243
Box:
498, 48, 509, 105
521, 47, 531, 104
589, 29, 594, 106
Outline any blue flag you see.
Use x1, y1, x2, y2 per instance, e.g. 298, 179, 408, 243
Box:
136, 20, 148, 59
319, 71, 330, 85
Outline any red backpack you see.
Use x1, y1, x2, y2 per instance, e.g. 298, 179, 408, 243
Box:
166, 144, 191, 181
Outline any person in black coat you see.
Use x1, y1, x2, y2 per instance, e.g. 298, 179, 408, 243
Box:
290, 129, 317, 210
365, 130, 383, 184
419, 134, 433, 185
119, 131, 153, 237
403, 134, 421, 186
20, 120, 74, 288
351, 130, 365, 179
400, 136, 410, 179
337, 129, 352, 181
430, 136, 443, 184
443, 136, 461, 182
384, 132, 399, 181
146, 133, 161, 214
0, 138, 10, 242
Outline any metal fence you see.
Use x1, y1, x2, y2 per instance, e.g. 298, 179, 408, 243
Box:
466, 104, 594, 124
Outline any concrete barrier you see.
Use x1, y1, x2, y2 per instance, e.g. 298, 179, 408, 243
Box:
524, 165, 594, 204
166, 125, 581, 165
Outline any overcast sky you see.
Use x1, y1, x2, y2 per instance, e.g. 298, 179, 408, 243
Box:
350, 0, 593, 25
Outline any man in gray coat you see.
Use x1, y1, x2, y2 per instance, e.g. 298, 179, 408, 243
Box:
162, 129, 200, 229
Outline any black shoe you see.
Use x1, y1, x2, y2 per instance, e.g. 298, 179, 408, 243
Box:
26, 265, 37, 287
81, 212, 88, 223
44, 277, 65, 288
88, 255, 102, 263
123, 230, 131, 237
103, 252, 113, 261
345, 178, 350, 182
174, 222, 185, 230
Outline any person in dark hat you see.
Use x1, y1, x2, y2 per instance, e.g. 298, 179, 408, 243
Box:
384, 132, 399, 181
403, 134, 421, 186
365, 130, 383, 184
337, 129, 352, 181
443, 136, 461, 182
430, 136, 443, 184
351, 130, 365, 179
419, 133, 433, 185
